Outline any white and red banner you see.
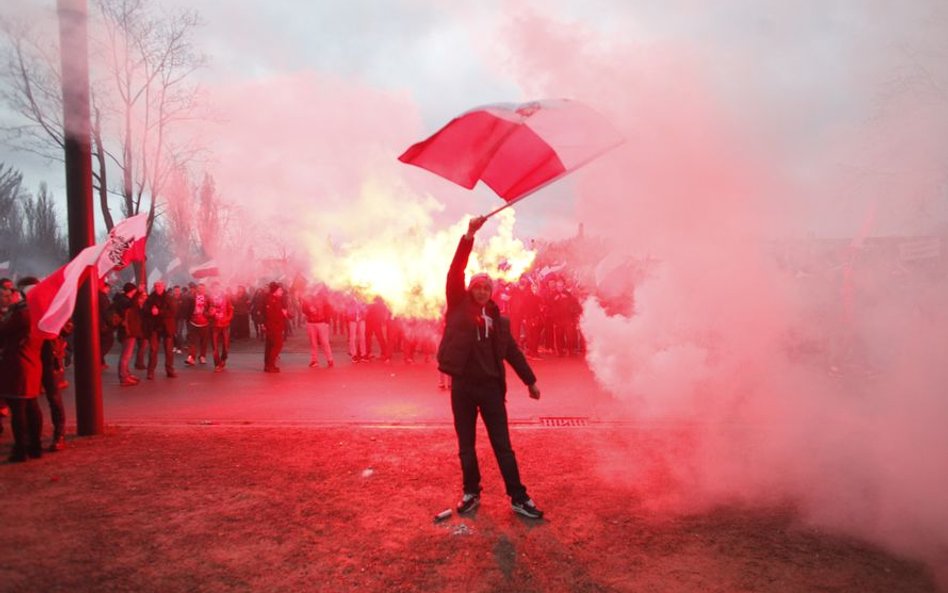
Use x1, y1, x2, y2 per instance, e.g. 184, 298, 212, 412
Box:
27, 214, 149, 338
189, 259, 220, 279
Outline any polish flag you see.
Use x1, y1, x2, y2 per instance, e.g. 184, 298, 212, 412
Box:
96, 214, 149, 276
27, 214, 149, 338
189, 259, 220, 278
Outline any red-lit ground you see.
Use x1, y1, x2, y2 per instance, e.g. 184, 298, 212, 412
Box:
0, 334, 939, 592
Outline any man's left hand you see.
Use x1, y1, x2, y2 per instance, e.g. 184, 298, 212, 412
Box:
528, 384, 541, 400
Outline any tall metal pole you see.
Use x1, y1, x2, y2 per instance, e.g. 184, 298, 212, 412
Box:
58, 0, 103, 435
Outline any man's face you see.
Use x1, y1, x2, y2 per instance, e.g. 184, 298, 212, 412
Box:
0, 287, 11, 308
154, 281, 165, 295
469, 280, 492, 306
173, 287, 181, 297
197, 284, 206, 295
8, 288, 22, 305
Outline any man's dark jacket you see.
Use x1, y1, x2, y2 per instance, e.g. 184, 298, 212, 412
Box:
144, 290, 178, 337
437, 235, 536, 392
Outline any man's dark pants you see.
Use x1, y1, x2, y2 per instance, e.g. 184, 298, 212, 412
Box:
148, 331, 175, 375
42, 368, 65, 440
5, 397, 42, 457
450, 376, 527, 502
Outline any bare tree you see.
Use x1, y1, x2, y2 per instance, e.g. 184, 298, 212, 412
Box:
22, 181, 69, 263
1, 1, 205, 264
195, 171, 219, 259
0, 163, 26, 263
161, 162, 194, 262
93, 0, 204, 233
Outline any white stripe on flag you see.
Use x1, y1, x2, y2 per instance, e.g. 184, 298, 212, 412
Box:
37, 245, 102, 335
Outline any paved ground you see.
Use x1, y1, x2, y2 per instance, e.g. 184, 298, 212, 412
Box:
78, 333, 629, 427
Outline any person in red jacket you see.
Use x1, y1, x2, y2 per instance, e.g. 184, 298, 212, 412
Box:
1, 278, 45, 462
263, 282, 288, 372
437, 217, 544, 520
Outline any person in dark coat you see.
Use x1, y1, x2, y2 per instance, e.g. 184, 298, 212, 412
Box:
231, 285, 251, 340
1, 279, 45, 462
144, 281, 178, 379
263, 282, 288, 372
98, 279, 115, 367
437, 216, 544, 519
113, 282, 141, 386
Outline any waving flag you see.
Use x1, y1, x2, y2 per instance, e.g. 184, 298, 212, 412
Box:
27, 214, 149, 338
399, 99, 623, 212
189, 259, 220, 279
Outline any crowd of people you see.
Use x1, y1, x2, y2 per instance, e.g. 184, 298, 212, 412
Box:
92, 271, 589, 382
0, 268, 588, 463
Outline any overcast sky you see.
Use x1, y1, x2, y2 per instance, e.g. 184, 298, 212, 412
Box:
2, 0, 946, 240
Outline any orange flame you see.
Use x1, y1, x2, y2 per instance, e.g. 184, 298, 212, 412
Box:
303, 181, 535, 319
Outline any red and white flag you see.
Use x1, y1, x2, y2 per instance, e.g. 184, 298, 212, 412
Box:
189, 259, 220, 279
27, 214, 149, 338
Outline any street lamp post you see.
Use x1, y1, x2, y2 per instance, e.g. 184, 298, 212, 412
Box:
58, 0, 103, 435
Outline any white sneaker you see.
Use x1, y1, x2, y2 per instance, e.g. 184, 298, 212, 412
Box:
511, 498, 543, 519
457, 493, 480, 514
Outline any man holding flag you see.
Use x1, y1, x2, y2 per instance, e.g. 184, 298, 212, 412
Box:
437, 216, 544, 519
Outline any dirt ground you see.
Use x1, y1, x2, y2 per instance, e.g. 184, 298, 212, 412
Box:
0, 424, 938, 593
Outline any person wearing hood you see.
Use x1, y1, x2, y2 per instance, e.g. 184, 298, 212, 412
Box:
437, 216, 544, 520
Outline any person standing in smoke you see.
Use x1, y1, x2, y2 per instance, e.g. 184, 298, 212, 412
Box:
302, 286, 334, 368
185, 283, 210, 366
231, 285, 251, 340
1, 278, 45, 462
437, 216, 544, 519
144, 281, 178, 379
208, 281, 233, 372
98, 279, 115, 368
41, 318, 72, 452
263, 282, 288, 372
365, 295, 390, 362
551, 279, 582, 356
345, 293, 368, 363
113, 283, 141, 386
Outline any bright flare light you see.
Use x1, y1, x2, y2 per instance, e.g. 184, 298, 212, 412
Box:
304, 182, 535, 319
